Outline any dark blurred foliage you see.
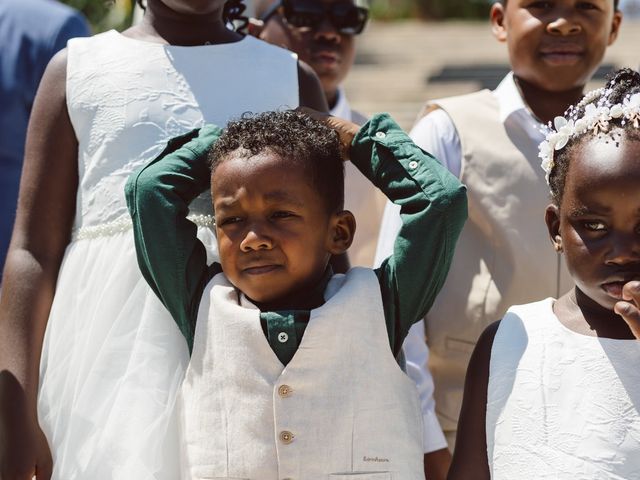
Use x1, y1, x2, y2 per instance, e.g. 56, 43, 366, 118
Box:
59, 0, 135, 32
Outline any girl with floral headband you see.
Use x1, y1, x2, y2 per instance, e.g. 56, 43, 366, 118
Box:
449, 68, 640, 480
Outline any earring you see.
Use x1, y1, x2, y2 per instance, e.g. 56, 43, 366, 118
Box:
554, 243, 562, 253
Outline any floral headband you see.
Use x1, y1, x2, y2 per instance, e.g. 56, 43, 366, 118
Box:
539, 89, 640, 183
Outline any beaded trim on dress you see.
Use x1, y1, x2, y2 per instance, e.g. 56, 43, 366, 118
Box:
72, 214, 215, 241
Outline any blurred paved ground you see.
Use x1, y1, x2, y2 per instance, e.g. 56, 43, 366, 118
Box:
344, 19, 640, 130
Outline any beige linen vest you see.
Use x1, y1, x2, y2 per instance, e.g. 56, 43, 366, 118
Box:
425, 91, 572, 435
178, 267, 424, 480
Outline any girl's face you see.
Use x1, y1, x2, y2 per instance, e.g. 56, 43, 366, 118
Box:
546, 133, 640, 311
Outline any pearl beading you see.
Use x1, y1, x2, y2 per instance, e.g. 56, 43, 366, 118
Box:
71, 214, 216, 241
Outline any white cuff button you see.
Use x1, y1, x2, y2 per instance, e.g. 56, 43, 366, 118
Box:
409, 160, 418, 170
375, 131, 386, 139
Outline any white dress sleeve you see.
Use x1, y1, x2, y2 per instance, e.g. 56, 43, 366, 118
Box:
374, 107, 462, 453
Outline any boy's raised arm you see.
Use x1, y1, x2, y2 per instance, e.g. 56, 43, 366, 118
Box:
349, 114, 468, 355
125, 125, 223, 352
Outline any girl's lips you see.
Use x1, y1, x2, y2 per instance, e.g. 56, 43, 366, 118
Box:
602, 281, 626, 299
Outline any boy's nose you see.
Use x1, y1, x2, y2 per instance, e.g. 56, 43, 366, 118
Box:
240, 226, 274, 252
314, 17, 341, 42
547, 14, 582, 36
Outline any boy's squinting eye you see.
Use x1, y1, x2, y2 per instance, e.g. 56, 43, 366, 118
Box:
219, 216, 243, 226
527, 1, 553, 9
271, 211, 296, 219
576, 2, 599, 11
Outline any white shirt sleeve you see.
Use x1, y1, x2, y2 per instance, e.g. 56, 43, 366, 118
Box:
374, 107, 462, 453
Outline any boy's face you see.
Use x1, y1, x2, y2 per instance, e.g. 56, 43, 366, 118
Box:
212, 150, 353, 306
545, 135, 640, 312
491, 0, 622, 92
257, 0, 359, 104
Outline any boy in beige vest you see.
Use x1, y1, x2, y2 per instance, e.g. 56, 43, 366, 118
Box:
375, 0, 623, 454
126, 110, 467, 479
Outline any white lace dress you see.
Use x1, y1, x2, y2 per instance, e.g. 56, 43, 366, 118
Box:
487, 299, 640, 479
36, 30, 298, 480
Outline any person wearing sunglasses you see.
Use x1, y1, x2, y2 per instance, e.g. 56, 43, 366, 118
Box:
250, 3, 453, 480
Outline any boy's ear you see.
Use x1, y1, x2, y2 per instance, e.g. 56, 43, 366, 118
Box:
545, 204, 563, 253
490, 2, 508, 43
607, 11, 623, 46
327, 210, 356, 255
247, 18, 265, 38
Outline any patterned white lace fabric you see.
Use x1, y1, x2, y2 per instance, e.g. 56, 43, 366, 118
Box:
487, 299, 640, 479
37, 30, 298, 480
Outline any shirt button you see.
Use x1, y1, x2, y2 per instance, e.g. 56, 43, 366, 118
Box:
278, 385, 292, 397
277, 332, 289, 343
375, 131, 386, 139
280, 430, 294, 444
409, 160, 419, 170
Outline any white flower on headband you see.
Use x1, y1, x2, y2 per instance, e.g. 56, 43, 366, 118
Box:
539, 91, 640, 184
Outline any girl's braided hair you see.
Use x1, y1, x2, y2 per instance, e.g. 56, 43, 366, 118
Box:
549, 68, 640, 205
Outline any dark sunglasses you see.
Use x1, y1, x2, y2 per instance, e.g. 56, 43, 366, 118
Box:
261, 0, 369, 35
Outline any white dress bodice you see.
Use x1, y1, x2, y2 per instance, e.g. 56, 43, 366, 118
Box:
67, 30, 298, 234
487, 299, 640, 479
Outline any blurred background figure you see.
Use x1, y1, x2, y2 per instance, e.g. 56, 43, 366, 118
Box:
0, 0, 90, 283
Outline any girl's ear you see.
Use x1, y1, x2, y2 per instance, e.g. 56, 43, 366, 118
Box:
545, 204, 563, 253
327, 210, 356, 255
490, 2, 508, 43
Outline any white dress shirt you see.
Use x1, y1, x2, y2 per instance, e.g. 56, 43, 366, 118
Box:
375, 72, 545, 451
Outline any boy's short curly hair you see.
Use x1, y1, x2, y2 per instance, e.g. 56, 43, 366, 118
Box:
210, 110, 345, 213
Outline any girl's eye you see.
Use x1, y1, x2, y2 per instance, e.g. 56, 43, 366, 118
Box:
584, 221, 607, 231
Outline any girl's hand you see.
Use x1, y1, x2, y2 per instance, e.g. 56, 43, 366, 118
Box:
297, 107, 360, 161
614, 281, 640, 339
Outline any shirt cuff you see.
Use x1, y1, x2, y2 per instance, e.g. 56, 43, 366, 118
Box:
422, 410, 448, 453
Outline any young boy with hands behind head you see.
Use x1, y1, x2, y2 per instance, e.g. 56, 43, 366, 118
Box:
126, 110, 466, 479
376, 0, 623, 451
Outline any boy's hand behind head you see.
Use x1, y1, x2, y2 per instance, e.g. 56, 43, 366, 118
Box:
298, 107, 360, 160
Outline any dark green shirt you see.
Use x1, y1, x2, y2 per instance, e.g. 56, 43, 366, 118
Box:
125, 114, 467, 364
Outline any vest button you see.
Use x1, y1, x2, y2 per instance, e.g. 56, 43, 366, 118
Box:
278, 384, 292, 397
279, 430, 294, 444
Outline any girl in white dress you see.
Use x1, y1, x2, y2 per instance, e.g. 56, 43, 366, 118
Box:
0, 0, 326, 478
449, 68, 640, 480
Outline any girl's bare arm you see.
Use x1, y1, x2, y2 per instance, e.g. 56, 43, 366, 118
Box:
0, 49, 77, 480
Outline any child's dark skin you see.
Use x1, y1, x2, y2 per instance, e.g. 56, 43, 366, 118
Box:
491, 0, 621, 123
448, 133, 640, 479
0, 1, 327, 478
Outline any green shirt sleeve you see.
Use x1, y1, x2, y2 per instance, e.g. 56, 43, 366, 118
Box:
350, 114, 468, 356
125, 125, 223, 352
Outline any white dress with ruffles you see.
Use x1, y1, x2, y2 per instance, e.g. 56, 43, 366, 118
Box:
36, 30, 298, 480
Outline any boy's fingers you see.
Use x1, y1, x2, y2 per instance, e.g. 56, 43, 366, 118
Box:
296, 107, 359, 160
614, 300, 640, 340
